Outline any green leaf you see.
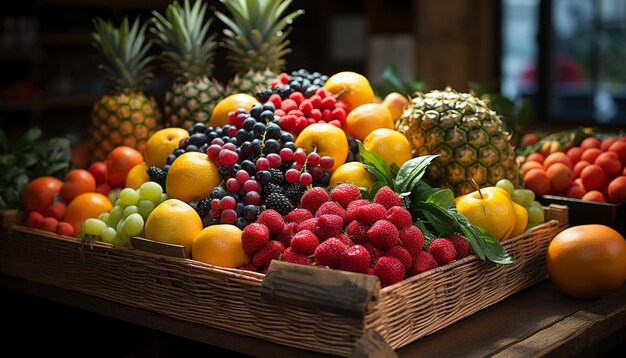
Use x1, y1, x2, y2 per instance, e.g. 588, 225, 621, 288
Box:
414, 218, 437, 245
362, 164, 391, 187
358, 141, 393, 186
413, 201, 457, 236
367, 181, 386, 201
394, 155, 439, 194
390, 162, 400, 176
476, 226, 514, 264
425, 188, 455, 209
448, 209, 512, 264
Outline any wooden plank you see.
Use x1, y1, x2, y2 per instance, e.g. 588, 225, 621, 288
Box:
130, 237, 188, 259
261, 260, 380, 318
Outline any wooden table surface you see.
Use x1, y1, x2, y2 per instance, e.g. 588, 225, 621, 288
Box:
1, 274, 625, 357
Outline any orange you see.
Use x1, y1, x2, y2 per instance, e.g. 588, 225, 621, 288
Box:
344, 103, 394, 141
22, 176, 63, 214
546, 163, 573, 193
294, 123, 348, 172
323, 71, 375, 112
455, 188, 516, 241
106, 146, 144, 188
363, 128, 412, 168
521, 160, 543, 176
546, 224, 626, 299
64, 192, 113, 235
607, 176, 626, 203
209, 93, 259, 128
580, 164, 606, 191
509, 202, 529, 238
145, 198, 203, 254
192, 224, 250, 268
166, 152, 221, 203
145, 127, 189, 168
60, 169, 97, 203
329, 162, 377, 189
523, 168, 550, 196
125, 162, 149, 190
543, 152, 572, 170
579, 136, 601, 149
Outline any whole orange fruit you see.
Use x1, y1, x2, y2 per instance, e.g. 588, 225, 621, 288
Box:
22, 176, 63, 214
192, 224, 250, 268
209, 94, 259, 128
323, 71, 375, 112
64, 192, 113, 235
60, 169, 97, 203
125, 162, 149, 190
546, 225, 626, 299
344, 103, 394, 141
363, 128, 412, 168
166, 152, 221, 203
106, 146, 144, 188
144, 127, 189, 168
145, 198, 203, 254
329, 162, 377, 189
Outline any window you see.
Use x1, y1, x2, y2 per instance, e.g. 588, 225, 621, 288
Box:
501, 0, 626, 125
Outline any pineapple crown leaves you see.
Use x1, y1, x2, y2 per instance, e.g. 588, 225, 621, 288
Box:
215, 0, 304, 73
151, 0, 218, 81
92, 17, 155, 94
357, 141, 512, 265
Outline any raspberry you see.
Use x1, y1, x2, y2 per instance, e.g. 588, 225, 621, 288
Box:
288, 91, 305, 104
268, 94, 282, 108
429, 238, 457, 266
399, 226, 425, 256
346, 220, 370, 243
447, 233, 470, 260
315, 201, 346, 220
300, 187, 329, 213
386, 206, 413, 229
332, 107, 347, 124
357, 203, 387, 225
346, 199, 370, 223
373, 186, 403, 209
241, 223, 270, 255
373, 256, 406, 287
410, 251, 438, 275
314, 237, 347, 269
330, 183, 362, 208
282, 247, 313, 266
252, 240, 285, 268
285, 208, 313, 224
277, 222, 298, 247
257, 209, 285, 235
367, 220, 399, 250
335, 233, 354, 247
361, 242, 383, 265
340, 245, 371, 273
315, 214, 344, 240
385, 246, 412, 272
291, 230, 320, 255
281, 98, 298, 112
296, 217, 318, 233
299, 100, 313, 116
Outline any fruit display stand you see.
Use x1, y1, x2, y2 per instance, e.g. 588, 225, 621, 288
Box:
0, 205, 568, 356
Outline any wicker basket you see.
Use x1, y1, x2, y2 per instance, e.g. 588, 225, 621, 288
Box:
0, 205, 568, 356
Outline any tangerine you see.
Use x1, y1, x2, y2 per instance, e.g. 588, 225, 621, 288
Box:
543, 152, 572, 170
106, 146, 144, 188
166, 152, 221, 203
363, 128, 412, 168
22, 176, 63, 214
546, 224, 626, 299
64, 192, 113, 235
145, 198, 203, 254
323, 71, 375, 112
209, 94, 258, 128
125, 162, 149, 190
523, 168, 551, 196
192, 224, 250, 268
60, 169, 97, 203
345, 103, 394, 141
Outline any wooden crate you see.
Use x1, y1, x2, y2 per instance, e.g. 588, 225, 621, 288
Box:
0, 205, 568, 356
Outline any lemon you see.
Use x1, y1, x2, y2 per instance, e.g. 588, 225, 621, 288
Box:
192, 224, 250, 268
363, 128, 412, 168
323, 71, 375, 112
145, 127, 189, 168
209, 93, 259, 128
345, 103, 394, 141
145, 199, 203, 254
509, 202, 529, 238
329, 162, 377, 189
166, 152, 221, 203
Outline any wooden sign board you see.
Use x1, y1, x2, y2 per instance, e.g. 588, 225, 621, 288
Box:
130, 237, 188, 259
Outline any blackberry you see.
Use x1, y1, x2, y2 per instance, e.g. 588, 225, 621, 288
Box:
262, 183, 284, 197
284, 182, 304, 200
255, 88, 273, 103
264, 192, 295, 215
275, 85, 293, 99
147, 166, 167, 189
268, 168, 285, 185
196, 197, 212, 218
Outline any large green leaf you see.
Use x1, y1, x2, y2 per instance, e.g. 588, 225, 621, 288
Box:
358, 141, 393, 186
394, 155, 439, 194
413, 201, 457, 236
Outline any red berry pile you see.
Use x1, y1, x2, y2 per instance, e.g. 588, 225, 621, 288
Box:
239, 184, 471, 287
264, 89, 349, 136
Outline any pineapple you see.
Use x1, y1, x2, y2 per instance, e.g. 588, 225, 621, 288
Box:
215, 0, 304, 94
90, 17, 162, 161
396, 88, 520, 196
151, 0, 226, 129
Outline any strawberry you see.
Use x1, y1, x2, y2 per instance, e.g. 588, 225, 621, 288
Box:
346, 199, 370, 223
429, 238, 457, 266
296, 217, 318, 233
367, 220, 399, 250
399, 226, 425, 256
241, 223, 270, 255
410, 250, 438, 276
282, 247, 313, 266
447, 233, 470, 260
357, 203, 387, 225
373, 186, 403, 209
285, 208, 313, 223
291, 230, 320, 255
252, 240, 285, 268
315, 214, 343, 240
330, 183, 361, 208
386, 206, 412, 229
257, 209, 285, 235
385, 246, 412, 272
340, 245, 371, 273
315, 201, 346, 220
314, 237, 347, 269
277, 222, 298, 247
300, 187, 329, 213
373, 256, 406, 287
345, 220, 370, 243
